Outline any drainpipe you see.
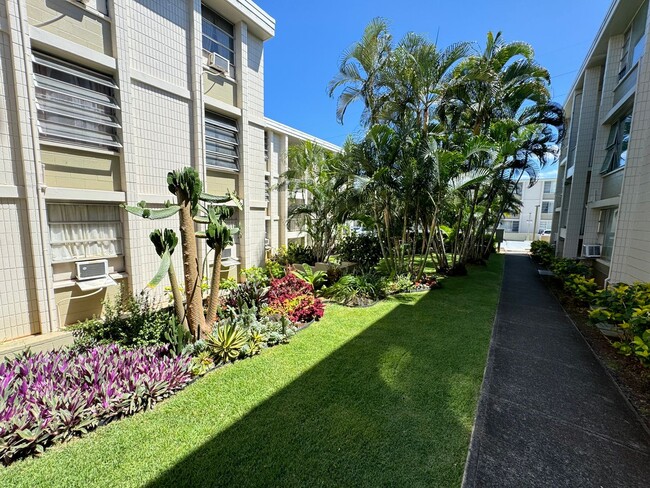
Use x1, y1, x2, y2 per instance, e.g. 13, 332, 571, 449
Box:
12, 1, 57, 332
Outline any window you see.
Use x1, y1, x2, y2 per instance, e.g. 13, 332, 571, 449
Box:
33, 52, 121, 151
541, 201, 553, 213
599, 208, 618, 260
48, 204, 123, 263
514, 183, 523, 196
205, 112, 239, 171
601, 112, 632, 174
543, 181, 555, 194
202, 5, 235, 74
619, 1, 648, 79
511, 221, 520, 232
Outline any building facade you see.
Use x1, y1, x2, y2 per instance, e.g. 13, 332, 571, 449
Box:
0, 0, 337, 344
500, 178, 556, 241
553, 0, 650, 284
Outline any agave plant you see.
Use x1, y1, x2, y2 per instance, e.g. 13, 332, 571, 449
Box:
206, 321, 248, 363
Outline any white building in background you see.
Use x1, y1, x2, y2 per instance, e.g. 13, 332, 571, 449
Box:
500, 177, 557, 241
0, 0, 337, 348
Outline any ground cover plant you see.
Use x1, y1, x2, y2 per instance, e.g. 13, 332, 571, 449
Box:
266, 273, 325, 323
0, 345, 192, 465
0, 256, 503, 487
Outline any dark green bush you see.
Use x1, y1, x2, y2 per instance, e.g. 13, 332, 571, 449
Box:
530, 240, 555, 268
589, 282, 650, 366
270, 244, 317, 266
551, 258, 590, 280
68, 291, 175, 349
321, 273, 386, 306
336, 233, 382, 271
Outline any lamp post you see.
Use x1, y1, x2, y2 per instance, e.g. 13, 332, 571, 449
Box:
533, 204, 540, 242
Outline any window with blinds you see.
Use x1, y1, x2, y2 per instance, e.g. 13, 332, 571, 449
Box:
201, 5, 235, 66
48, 204, 123, 263
205, 112, 239, 171
33, 52, 121, 151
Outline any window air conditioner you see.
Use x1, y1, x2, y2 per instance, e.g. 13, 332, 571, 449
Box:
582, 244, 601, 258
209, 52, 230, 74
76, 259, 109, 281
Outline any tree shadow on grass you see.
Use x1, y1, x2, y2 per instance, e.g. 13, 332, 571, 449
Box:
147, 286, 495, 487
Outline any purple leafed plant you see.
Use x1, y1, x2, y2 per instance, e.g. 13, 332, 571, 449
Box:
0, 344, 192, 465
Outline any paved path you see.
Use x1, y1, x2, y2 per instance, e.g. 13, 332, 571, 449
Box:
463, 254, 650, 487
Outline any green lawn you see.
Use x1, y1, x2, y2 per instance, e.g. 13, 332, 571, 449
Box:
0, 255, 504, 488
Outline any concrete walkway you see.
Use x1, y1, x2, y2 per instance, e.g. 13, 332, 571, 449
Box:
463, 254, 650, 487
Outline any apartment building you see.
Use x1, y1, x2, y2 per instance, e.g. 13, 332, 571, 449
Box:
552, 0, 650, 285
0, 0, 337, 345
499, 177, 557, 240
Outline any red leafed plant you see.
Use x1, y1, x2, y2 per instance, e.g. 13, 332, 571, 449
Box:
267, 273, 324, 323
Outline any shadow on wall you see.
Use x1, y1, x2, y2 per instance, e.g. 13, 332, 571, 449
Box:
144, 270, 500, 487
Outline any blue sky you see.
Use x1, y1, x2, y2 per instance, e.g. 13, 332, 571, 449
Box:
256, 0, 612, 177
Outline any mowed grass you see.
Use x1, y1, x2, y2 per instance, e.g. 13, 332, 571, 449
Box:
0, 255, 504, 488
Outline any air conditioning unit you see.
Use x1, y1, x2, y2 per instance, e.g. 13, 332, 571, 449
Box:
209, 52, 230, 74
76, 259, 109, 281
582, 244, 601, 258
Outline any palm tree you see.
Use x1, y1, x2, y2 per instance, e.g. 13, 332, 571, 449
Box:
280, 141, 349, 262
328, 18, 392, 126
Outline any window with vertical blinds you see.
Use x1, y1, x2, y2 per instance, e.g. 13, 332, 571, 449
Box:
205, 112, 239, 171
33, 52, 121, 151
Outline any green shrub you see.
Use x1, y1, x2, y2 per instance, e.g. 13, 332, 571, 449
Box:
220, 277, 239, 291
241, 266, 269, 286
589, 282, 650, 366
292, 264, 328, 290
265, 260, 285, 279
68, 291, 174, 349
336, 233, 382, 271
270, 244, 317, 266
322, 274, 386, 306
383, 274, 413, 295
564, 274, 599, 304
551, 258, 590, 280
530, 240, 555, 268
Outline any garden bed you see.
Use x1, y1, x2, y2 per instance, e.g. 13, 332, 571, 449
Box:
543, 275, 650, 426
0, 256, 504, 487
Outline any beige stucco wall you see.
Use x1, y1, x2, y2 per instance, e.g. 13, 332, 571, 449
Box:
42, 146, 121, 191
26, 0, 112, 56
203, 72, 237, 106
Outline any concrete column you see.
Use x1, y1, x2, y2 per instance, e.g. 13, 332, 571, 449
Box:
562, 66, 602, 258
5, 0, 57, 332
278, 134, 289, 247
